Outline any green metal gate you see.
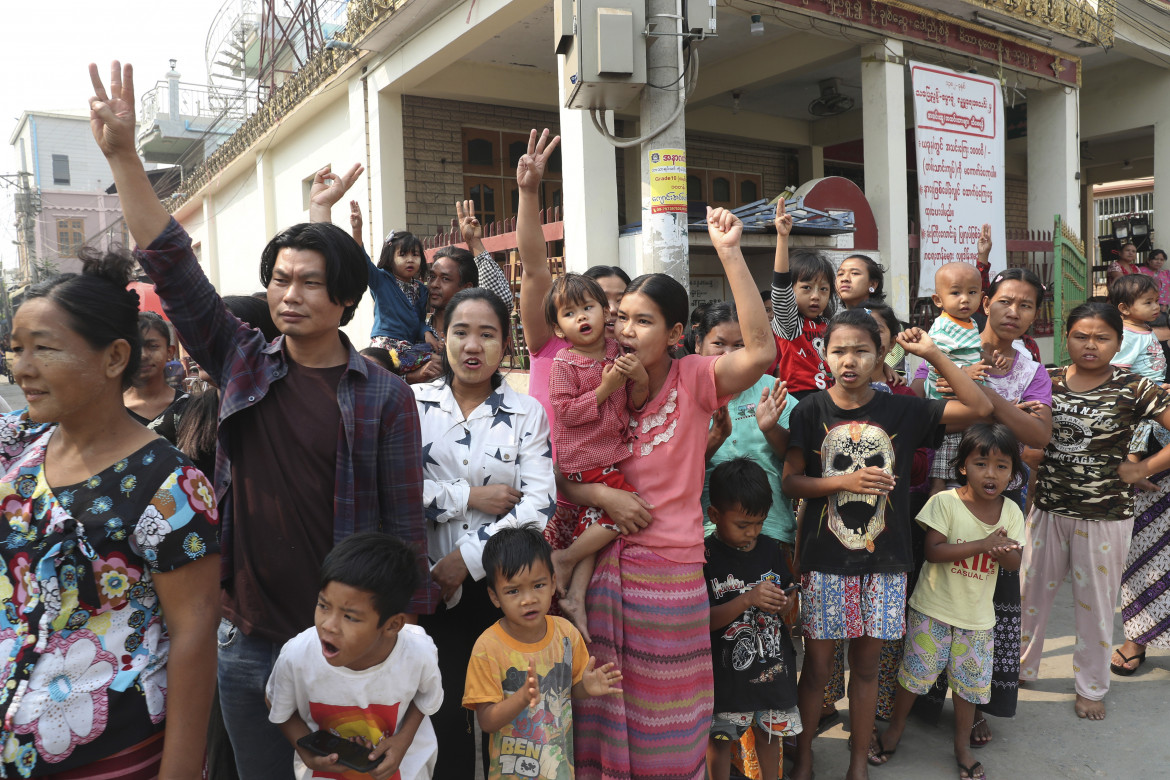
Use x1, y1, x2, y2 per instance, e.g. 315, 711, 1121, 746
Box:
1053, 214, 1089, 366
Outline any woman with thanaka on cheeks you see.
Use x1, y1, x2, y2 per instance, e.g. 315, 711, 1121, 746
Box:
565, 207, 775, 779
0, 250, 221, 775
782, 310, 992, 780
911, 266, 1053, 747
1019, 302, 1170, 722
412, 288, 556, 779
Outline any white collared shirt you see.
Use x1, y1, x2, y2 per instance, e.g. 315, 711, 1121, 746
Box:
413, 378, 556, 584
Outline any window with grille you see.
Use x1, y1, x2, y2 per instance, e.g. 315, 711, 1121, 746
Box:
462, 128, 562, 225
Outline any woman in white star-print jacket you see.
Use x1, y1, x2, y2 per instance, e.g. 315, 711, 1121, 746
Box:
413, 287, 555, 777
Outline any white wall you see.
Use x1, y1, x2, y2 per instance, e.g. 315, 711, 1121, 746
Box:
174, 87, 376, 345
21, 115, 114, 192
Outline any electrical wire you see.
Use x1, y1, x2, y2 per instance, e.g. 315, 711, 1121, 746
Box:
589, 45, 700, 149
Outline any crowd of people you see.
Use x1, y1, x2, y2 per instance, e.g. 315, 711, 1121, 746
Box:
0, 58, 1164, 780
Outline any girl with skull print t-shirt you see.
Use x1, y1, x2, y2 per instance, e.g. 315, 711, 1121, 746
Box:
788, 391, 947, 574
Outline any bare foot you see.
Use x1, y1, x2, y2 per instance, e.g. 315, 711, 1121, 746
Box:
550, 549, 576, 597
844, 758, 870, 780
787, 750, 814, 780
1074, 694, 1106, 720
559, 591, 591, 643
970, 714, 992, 747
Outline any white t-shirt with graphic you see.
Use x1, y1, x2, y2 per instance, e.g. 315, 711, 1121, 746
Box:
266, 624, 443, 780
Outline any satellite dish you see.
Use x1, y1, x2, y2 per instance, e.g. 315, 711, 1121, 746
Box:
808, 78, 855, 118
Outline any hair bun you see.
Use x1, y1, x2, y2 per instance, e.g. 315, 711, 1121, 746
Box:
77, 245, 137, 288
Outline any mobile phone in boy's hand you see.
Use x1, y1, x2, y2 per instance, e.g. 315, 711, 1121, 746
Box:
782, 583, 801, 595
297, 730, 380, 773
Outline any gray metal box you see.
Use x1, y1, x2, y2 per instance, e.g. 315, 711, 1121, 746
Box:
684, 0, 716, 37
561, 0, 646, 111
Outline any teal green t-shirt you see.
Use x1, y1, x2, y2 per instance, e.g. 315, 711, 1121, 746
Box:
701, 375, 797, 543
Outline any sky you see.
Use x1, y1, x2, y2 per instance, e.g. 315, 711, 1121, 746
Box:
0, 0, 223, 274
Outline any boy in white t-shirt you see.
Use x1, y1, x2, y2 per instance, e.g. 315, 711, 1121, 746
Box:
267, 533, 442, 780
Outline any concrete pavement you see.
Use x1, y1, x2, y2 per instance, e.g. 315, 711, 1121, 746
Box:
803, 585, 1168, 778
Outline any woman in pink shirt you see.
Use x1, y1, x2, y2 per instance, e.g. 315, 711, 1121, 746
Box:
563, 208, 775, 779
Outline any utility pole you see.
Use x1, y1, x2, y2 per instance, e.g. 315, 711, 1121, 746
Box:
639, 0, 689, 288
0, 172, 40, 285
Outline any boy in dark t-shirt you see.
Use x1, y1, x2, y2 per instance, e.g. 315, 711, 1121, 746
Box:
704, 458, 801, 780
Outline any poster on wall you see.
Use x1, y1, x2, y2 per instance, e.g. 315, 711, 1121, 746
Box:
911, 61, 1006, 295
690, 275, 726, 308
648, 149, 688, 214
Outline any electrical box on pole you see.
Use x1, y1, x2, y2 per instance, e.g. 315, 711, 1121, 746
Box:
683, 0, 716, 37
558, 0, 647, 111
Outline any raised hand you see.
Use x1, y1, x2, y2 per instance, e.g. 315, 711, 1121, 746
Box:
310, 163, 364, 213
707, 207, 743, 253
580, 657, 623, 696
516, 129, 561, 193
896, 327, 939, 359
977, 223, 993, 259
349, 200, 364, 246
774, 198, 793, 238
755, 379, 788, 431
88, 61, 137, 158
457, 200, 483, 245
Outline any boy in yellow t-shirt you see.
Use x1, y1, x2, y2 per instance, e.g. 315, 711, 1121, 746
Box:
872, 424, 1024, 780
463, 525, 622, 780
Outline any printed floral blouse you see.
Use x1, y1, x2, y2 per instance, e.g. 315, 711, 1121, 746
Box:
0, 413, 219, 777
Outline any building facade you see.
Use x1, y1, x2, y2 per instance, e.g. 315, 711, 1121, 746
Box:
160, 0, 1170, 353
8, 112, 126, 284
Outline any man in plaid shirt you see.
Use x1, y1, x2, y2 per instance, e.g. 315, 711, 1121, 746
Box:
89, 61, 432, 779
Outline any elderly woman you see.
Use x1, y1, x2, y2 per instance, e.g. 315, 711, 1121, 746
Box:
0, 245, 220, 777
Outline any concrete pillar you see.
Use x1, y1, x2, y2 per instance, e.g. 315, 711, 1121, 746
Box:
557, 57, 621, 273
202, 192, 220, 289
860, 39, 910, 319
1155, 115, 1170, 252
255, 151, 276, 239
368, 87, 407, 246
1026, 86, 1080, 235
797, 145, 825, 184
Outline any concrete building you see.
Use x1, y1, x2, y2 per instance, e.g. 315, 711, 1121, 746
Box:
8, 111, 126, 283
161, 0, 1170, 355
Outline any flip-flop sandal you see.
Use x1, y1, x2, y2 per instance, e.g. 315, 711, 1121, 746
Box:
1110, 648, 1146, 676
957, 760, 985, 779
867, 734, 896, 766
815, 709, 840, 734
969, 717, 991, 749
